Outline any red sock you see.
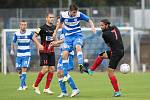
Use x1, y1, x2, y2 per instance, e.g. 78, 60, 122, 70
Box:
108, 75, 119, 92
90, 55, 103, 71
34, 71, 44, 87
45, 72, 54, 89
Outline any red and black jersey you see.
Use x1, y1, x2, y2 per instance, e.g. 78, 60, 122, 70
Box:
102, 26, 124, 54
35, 24, 56, 53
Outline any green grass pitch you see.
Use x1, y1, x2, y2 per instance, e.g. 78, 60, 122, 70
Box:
0, 72, 150, 100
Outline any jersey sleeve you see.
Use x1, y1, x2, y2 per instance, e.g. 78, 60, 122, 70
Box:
13, 33, 17, 43
30, 31, 34, 39
60, 12, 65, 23
80, 12, 89, 22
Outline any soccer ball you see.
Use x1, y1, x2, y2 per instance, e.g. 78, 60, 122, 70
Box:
120, 63, 130, 74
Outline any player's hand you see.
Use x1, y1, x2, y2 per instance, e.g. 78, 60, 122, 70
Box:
10, 49, 14, 55
92, 27, 96, 34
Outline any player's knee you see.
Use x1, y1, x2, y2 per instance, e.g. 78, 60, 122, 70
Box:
41, 66, 49, 73
107, 68, 115, 77
57, 70, 63, 78
49, 66, 55, 72
99, 51, 108, 59
76, 45, 82, 52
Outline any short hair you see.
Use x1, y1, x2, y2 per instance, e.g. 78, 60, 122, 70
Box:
69, 3, 78, 11
20, 20, 27, 23
45, 12, 54, 17
100, 19, 111, 25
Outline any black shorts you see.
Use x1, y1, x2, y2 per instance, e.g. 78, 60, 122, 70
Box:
99, 50, 124, 69
40, 52, 55, 66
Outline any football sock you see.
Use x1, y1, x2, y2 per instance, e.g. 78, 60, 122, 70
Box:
58, 78, 67, 93
77, 51, 83, 65
34, 71, 44, 87
67, 74, 77, 90
21, 72, 26, 87
45, 72, 53, 89
90, 55, 103, 71
108, 74, 119, 92
62, 60, 68, 77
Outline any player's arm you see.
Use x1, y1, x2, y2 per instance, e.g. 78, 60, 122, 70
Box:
53, 14, 64, 37
10, 33, 17, 55
32, 28, 43, 50
53, 22, 63, 38
80, 12, 96, 33
88, 19, 96, 33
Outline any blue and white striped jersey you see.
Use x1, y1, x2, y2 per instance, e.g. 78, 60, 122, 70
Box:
13, 30, 33, 57
60, 11, 89, 36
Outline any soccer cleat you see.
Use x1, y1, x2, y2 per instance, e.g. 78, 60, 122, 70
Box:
62, 76, 68, 83
114, 91, 121, 97
22, 86, 28, 90
43, 88, 54, 95
78, 64, 84, 73
70, 89, 80, 97
88, 69, 94, 75
57, 93, 68, 98
17, 87, 23, 91
32, 84, 41, 95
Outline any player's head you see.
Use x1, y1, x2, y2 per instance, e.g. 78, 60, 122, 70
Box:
69, 4, 78, 17
46, 13, 55, 25
99, 19, 111, 31
57, 16, 63, 28
19, 20, 27, 32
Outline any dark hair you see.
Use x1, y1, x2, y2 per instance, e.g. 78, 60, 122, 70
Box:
20, 20, 27, 23
69, 4, 78, 11
100, 19, 111, 25
45, 12, 54, 17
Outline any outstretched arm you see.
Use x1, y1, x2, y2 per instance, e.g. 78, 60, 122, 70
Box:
88, 19, 96, 33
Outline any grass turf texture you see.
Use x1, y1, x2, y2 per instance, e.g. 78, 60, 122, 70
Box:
0, 72, 150, 100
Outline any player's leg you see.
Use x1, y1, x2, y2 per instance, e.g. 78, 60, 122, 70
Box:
21, 67, 28, 90
57, 70, 68, 97
88, 51, 110, 75
43, 53, 55, 94
61, 42, 70, 82
20, 56, 31, 90
15, 57, 23, 90
108, 54, 123, 97
57, 56, 68, 97
67, 74, 80, 97
33, 53, 49, 94
73, 35, 84, 73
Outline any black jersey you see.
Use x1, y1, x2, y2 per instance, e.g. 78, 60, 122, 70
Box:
35, 24, 56, 53
102, 26, 124, 54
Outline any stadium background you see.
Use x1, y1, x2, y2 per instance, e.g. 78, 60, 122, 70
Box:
0, 0, 150, 100
0, 0, 150, 73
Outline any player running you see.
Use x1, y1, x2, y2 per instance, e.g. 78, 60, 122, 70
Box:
32, 13, 56, 95
87, 19, 124, 97
53, 4, 96, 82
10, 20, 33, 91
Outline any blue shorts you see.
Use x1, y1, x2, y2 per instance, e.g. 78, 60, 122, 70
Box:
62, 34, 83, 52
57, 53, 74, 71
16, 56, 31, 70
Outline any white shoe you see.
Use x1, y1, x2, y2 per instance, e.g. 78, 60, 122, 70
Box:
57, 93, 68, 98
22, 86, 28, 90
70, 89, 80, 97
17, 87, 23, 91
43, 88, 54, 95
32, 84, 41, 94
